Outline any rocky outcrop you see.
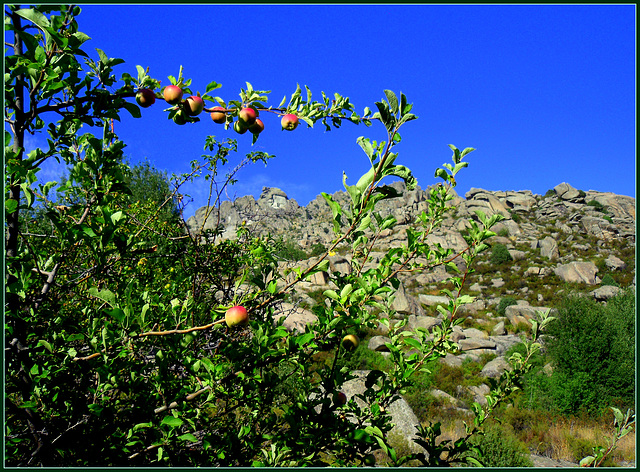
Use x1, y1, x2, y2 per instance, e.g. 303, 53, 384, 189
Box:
554, 261, 600, 285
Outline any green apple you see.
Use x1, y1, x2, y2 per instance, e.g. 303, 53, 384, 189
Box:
225, 305, 249, 327
341, 334, 360, 352
234, 120, 248, 134
363, 454, 376, 466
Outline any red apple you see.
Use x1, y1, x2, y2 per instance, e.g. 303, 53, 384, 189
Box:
249, 118, 264, 135
225, 305, 249, 327
281, 113, 299, 131
136, 88, 156, 108
334, 391, 348, 406
234, 120, 248, 134
210, 106, 226, 124
163, 85, 183, 105
185, 95, 204, 116
238, 107, 257, 126
341, 334, 360, 352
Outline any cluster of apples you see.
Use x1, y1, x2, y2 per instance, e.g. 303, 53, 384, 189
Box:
135, 86, 300, 133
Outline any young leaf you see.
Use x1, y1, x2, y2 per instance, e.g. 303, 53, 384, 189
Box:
384, 90, 399, 114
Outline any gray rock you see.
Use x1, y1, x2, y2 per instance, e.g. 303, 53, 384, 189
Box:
492, 321, 506, 336
468, 384, 491, 406
505, 305, 555, 327
491, 278, 505, 288
328, 255, 351, 275
368, 336, 392, 352
342, 370, 426, 454
458, 337, 496, 351
605, 254, 627, 271
481, 357, 513, 378
418, 294, 450, 307
554, 261, 599, 284
406, 315, 442, 332
538, 236, 559, 260
392, 283, 424, 316
462, 327, 489, 339
554, 182, 583, 201
591, 285, 624, 301
490, 335, 524, 355
272, 303, 318, 334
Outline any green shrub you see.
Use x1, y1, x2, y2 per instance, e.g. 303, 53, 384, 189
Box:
470, 422, 534, 467
600, 274, 619, 287
545, 290, 635, 415
308, 242, 326, 257
587, 200, 608, 213
490, 243, 513, 265
497, 296, 517, 316
274, 238, 309, 261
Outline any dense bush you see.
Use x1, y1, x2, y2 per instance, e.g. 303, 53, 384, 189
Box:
497, 296, 518, 316
600, 273, 619, 287
273, 238, 308, 261
490, 243, 513, 265
545, 290, 635, 415
469, 422, 533, 467
308, 242, 327, 258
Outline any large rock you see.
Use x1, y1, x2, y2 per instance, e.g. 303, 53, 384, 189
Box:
272, 303, 318, 334
554, 182, 583, 201
481, 356, 512, 378
458, 337, 496, 352
341, 370, 426, 454
554, 261, 599, 284
591, 285, 624, 301
605, 255, 627, 271
505, 305, 556, 327
392, 283, 424, 316
537, 236, 559, 260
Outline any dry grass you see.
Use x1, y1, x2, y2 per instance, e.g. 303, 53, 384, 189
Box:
417, 408, 636, 467
545, 416, 636, 465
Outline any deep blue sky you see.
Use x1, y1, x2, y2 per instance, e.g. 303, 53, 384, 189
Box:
32, 4, 636, 218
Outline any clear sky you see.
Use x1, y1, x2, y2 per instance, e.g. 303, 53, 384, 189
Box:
31, 4, 636, 219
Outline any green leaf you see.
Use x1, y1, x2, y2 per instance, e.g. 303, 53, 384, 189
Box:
178, 433, 198, 443
384, 90, 399, 114
15, 8, 51, 29
356, 136, 375, 160
315, 259, 330, 272
161, 416, 183, 428
206, 80, 222, 92
5, 199, 18, 213
88, 287, 117, 307
323, 289, 339, 301
123, 101, 142, 119
355, 167, 376, 195
37, 339, 53, 353
105, 308, 125, 323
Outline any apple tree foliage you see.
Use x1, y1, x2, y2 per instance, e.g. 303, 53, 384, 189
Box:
5, 5, 552, 466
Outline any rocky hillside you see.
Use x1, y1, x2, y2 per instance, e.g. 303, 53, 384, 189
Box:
186, 178, 635, 366
187, 181, 635, 466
